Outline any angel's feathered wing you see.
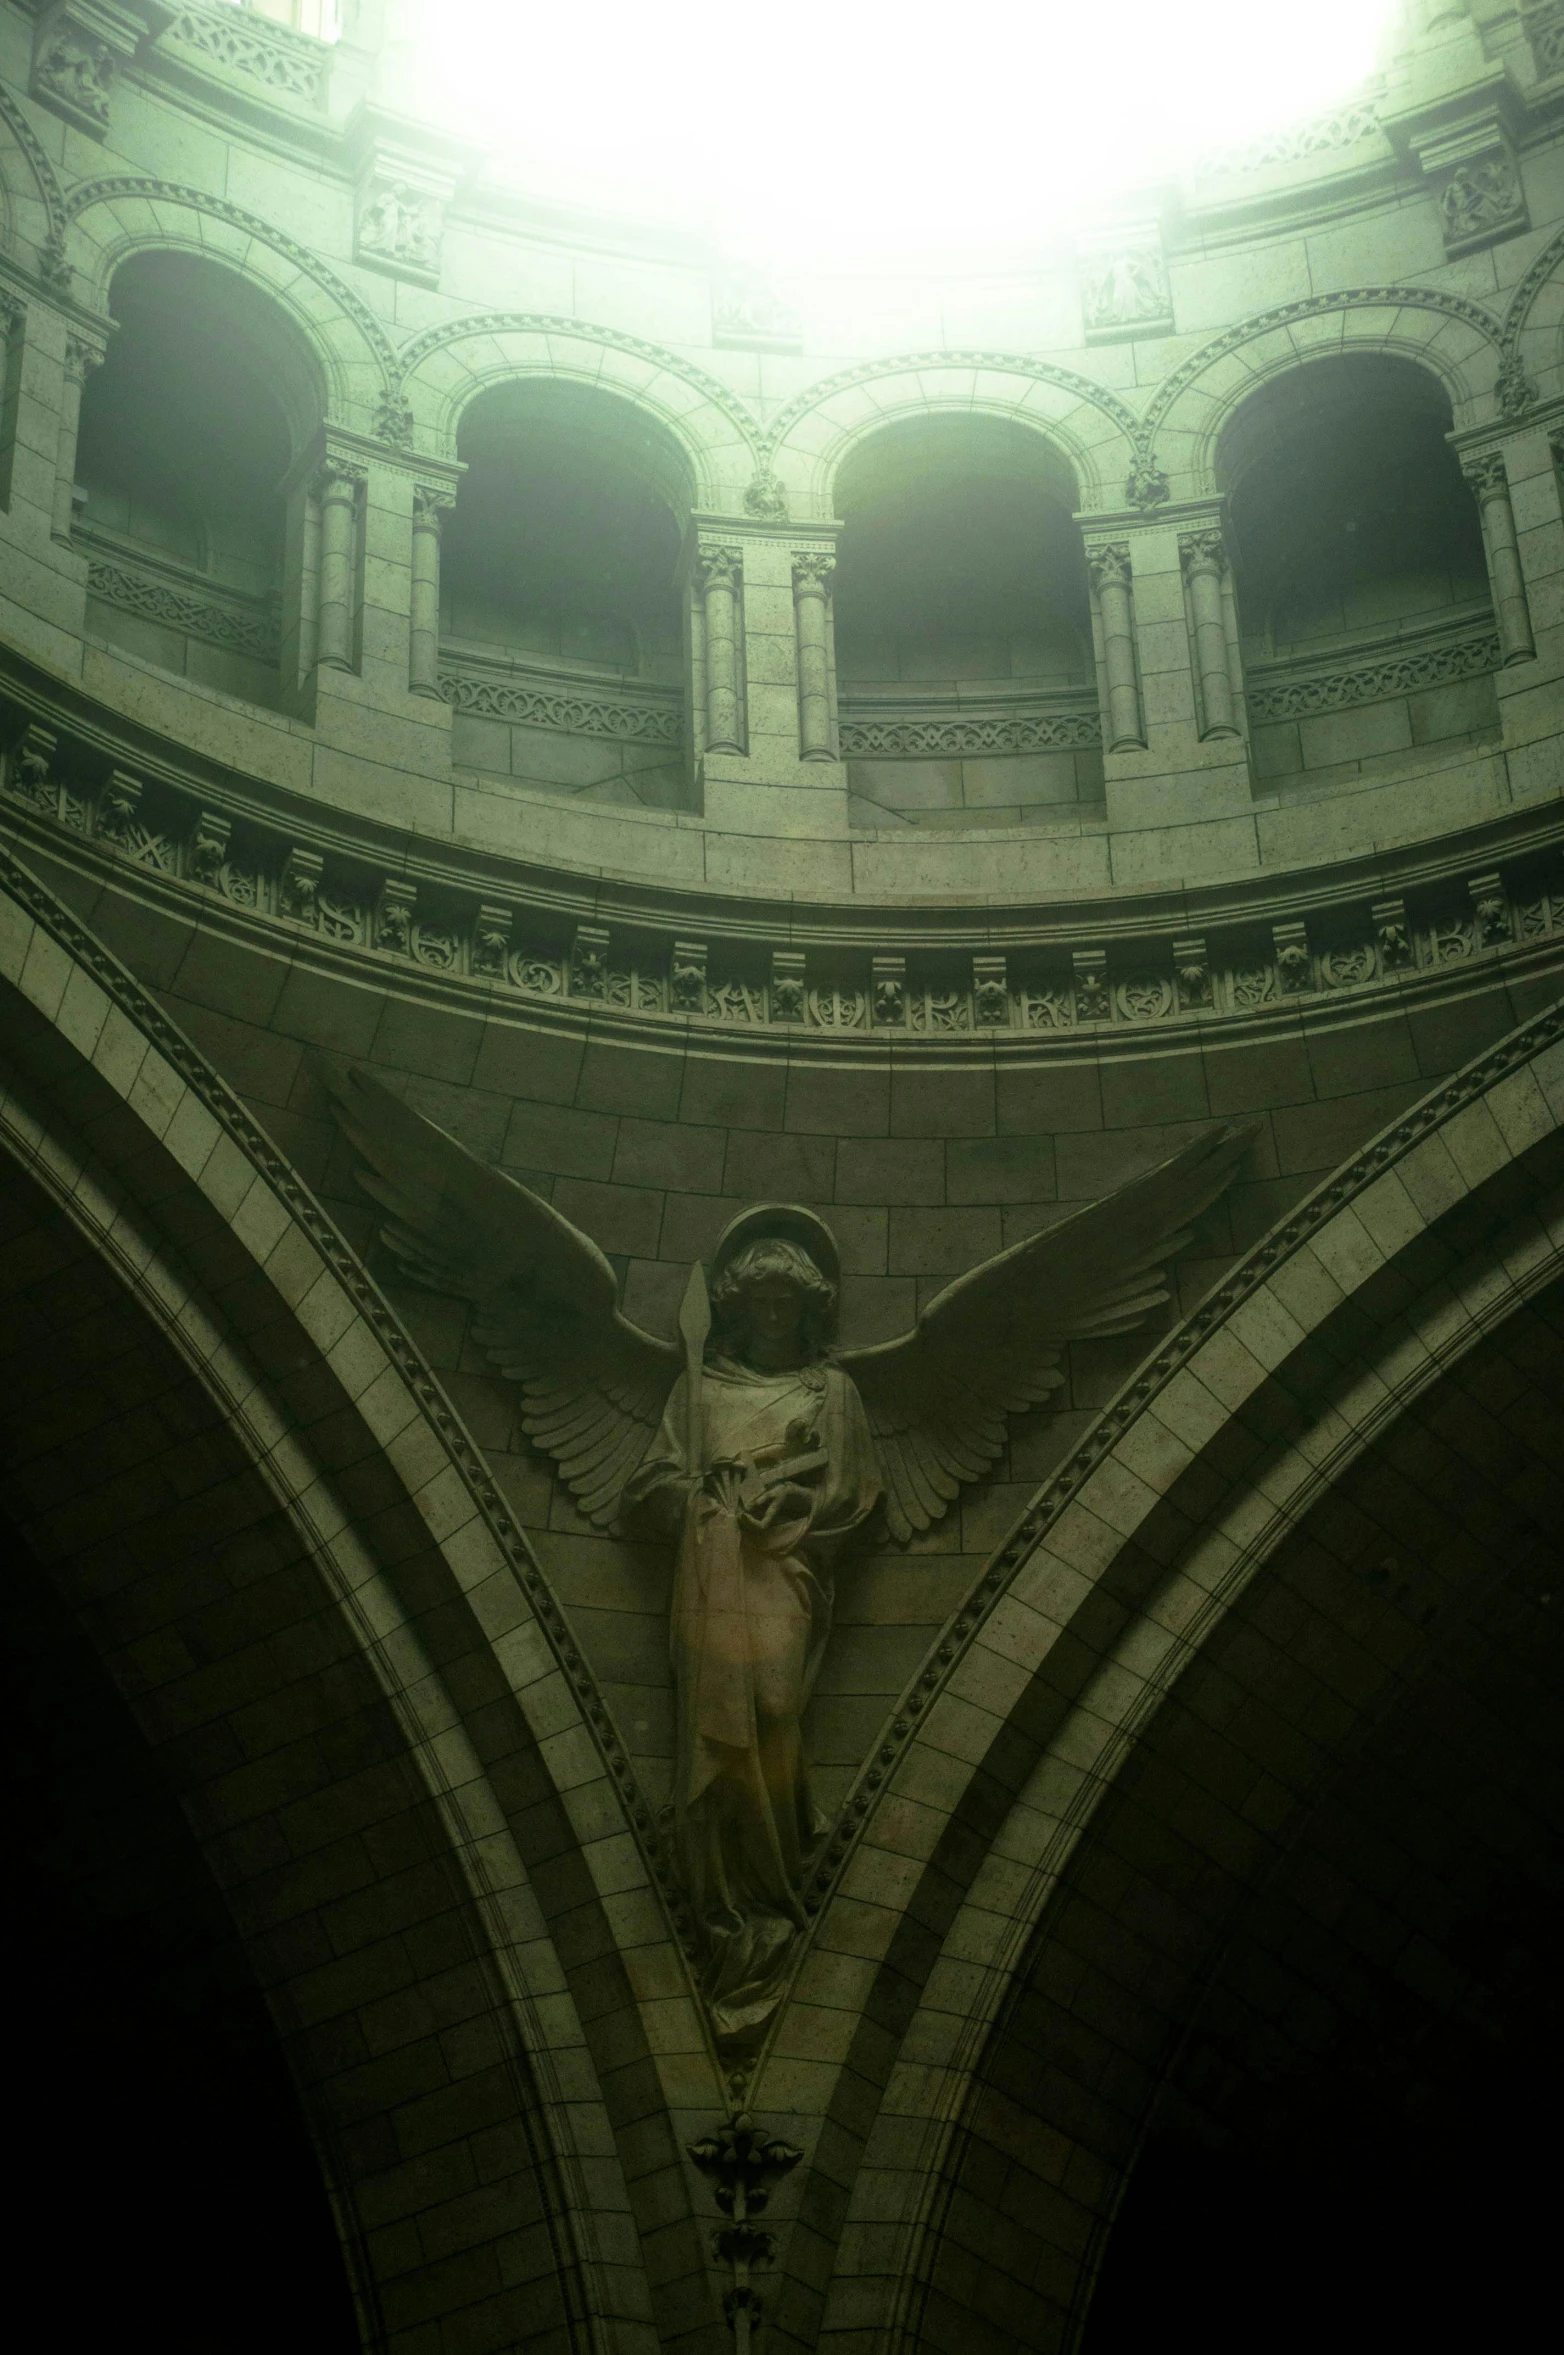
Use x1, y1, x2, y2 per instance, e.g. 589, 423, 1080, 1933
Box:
841, 1122, 1255, 1542
329, 1069, 678, 1525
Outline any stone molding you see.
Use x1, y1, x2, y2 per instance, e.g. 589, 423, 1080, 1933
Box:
0, 834, 700, 1969
796, 984, 1564, 1925
438, 654, 683, 745
1245, 614, 1501, 724
1199, 92, 1385, 177
163, 2, 327, 104
838, 692, 1101, 757
390, 309, 761, 469
8, 715, 1564, 1044
61, 176, 402, 393
79, 529, 281, 663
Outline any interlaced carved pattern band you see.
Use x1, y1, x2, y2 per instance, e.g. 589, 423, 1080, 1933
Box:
164, 4, 329, 100
0, 83, 67, 245
0, 843, 697, 1960
1245, 626, 1501, 723
439, 668, 683, 743
839, 703, 1102, 755
799, 992, 1564, 1918
86, 554, 281, 663
62, 179, 401, 388
390, 313, 761, 455
1199, 97, 1382, 177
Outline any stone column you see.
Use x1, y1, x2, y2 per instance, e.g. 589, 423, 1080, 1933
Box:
315, 458, 366, 672
792, 551, 837, 760
1180, 529, 1240, 737
409, 484, 453, 697
1463, 450, 1535, 664
1089, 543, 1145, 751
52, 333, 103, 542
696, 543, 745, 754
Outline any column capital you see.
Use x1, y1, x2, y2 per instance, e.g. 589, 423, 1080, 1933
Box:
412, 482, 457, 527
1179, 527, 1227, 572
791, 550, 836, 594
314, 456, 369, 501
1461, 448, 1510, 497
1087, 542, 1134, 594
695, 541, 744, 592
63, 330, 107, 384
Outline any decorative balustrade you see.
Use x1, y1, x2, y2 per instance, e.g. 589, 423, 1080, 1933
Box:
163, 3, 331, 103
1244, 610, 1501, 726
8, 715, 1563, 1046
438, 646, 684, 747
838, 682, 1102, 759
78, 526, 282, 665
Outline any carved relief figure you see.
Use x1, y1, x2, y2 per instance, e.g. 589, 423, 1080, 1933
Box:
333, 1072, 1250, 2043
358, 180, 443, 273
1082, 246, 1171, 331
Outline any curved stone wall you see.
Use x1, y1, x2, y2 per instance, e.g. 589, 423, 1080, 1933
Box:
6, 10, 1564, 2354
2, 3, 1563, 905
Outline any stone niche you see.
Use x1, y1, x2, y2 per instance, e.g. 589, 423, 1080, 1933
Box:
831, 413, 1104, 831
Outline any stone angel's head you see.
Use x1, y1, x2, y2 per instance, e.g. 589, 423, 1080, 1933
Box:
710, 1233, 838, 1373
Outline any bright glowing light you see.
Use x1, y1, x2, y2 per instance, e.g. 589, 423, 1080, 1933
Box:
394, 0, 1404, 262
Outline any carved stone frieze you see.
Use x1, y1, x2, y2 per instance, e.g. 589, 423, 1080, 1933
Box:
83, 544, 280, 665
712, 262, 802, 352
186, 808, 230, 887
1079, 229, 1174, 343
1246, 621, 1501, 725
357, 179, 445, 285
164, 3, 327, 104
1438, 149, 1528, 254
440, 661, 682, 747
8, 707, 1564, 1045
743, 471, 788, 522
1524, 1, 1564, 81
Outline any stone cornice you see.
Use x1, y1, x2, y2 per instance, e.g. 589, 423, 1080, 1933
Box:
6, 664, 1564, 1052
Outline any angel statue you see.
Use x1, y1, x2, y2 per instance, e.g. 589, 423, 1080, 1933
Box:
332, 1072, 1251, 2044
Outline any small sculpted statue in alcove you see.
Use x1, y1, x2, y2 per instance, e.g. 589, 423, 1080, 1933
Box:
333, 1072, 1250, 2047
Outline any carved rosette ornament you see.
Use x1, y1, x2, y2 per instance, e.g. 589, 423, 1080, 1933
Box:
331, 1073, 1253, 2046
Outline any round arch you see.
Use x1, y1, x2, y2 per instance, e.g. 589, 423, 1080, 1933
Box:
745, 992, 1564, 2346
393, 313, 758, 503
60, 180, 398, 426
1502, 224, 1564, 404
1142, 288, 1507, 501
765, 356, 1137, 519
0, 846, 724, 2351
0, 81, 65, 268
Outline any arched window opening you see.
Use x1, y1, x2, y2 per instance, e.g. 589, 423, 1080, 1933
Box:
831, 416, 1099, 830
441, 382, 692, 811
1221, 356, 1499, 790
75, 254, 320, 712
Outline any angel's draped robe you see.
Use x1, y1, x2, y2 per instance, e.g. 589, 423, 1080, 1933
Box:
624, 1357, 881, 2039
